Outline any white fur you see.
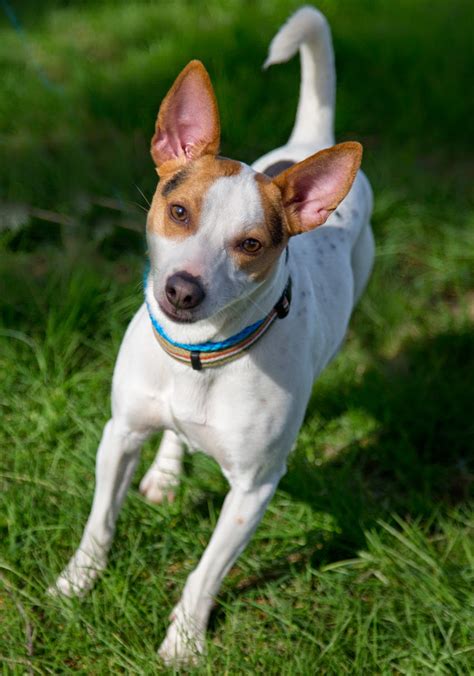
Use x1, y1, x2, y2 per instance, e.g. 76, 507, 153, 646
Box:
50, 6, 375, 666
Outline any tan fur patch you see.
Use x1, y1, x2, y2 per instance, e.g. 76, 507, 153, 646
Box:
230, 175, 288, 282
147, 156, 242, 239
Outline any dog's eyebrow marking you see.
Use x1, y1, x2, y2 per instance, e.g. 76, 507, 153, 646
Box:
161, 169, 188, 197
263, 159, 295, 177
268, 205, 284, 246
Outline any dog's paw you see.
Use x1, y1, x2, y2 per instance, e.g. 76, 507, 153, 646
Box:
158, 613, 205, 666
48, 552, 106, 598
139, 468, 178, 505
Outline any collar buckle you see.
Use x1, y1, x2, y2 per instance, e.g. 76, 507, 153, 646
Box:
274, 277, 292, 319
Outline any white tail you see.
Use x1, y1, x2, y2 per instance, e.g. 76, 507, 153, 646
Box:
264, 6, 336, 149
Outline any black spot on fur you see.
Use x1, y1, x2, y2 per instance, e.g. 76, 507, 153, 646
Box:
335, 211, 342, 219
263, 160, 295, 177
161, 169, 188, 197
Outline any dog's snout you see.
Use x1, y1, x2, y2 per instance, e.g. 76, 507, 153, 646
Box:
165, 272, 205, 310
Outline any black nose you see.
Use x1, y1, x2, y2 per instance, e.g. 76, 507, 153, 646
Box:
165, 272, 205, 310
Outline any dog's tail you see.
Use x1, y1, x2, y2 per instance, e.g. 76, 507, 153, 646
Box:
264, 6, 335, 149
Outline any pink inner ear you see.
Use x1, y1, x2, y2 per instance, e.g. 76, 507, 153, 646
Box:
154, 72, 217, 164
293, 152, 357, 229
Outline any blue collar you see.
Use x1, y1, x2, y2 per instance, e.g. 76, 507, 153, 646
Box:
144, 268, 292, 370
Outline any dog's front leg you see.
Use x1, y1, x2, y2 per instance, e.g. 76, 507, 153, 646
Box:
50, 418, 149, 597
158, 471, 283, 665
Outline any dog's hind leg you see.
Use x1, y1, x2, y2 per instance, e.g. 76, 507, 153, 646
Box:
139, 430, 184, 504
49, 418, 148, 597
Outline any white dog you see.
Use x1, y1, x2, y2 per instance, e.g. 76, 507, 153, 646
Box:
50, 5, 374, 664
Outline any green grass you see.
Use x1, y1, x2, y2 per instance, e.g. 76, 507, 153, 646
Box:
1, 0, 473, 673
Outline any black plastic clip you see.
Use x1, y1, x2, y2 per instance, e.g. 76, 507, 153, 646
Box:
190, 351, 203, 371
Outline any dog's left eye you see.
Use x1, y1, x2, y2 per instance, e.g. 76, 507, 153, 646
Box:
240, 238, 262, 254
169, 204, 188, 223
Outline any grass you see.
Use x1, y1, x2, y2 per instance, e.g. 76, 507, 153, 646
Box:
1, 0, 473, 673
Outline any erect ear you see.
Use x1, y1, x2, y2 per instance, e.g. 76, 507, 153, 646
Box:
151, 60, 220, 173
273, 142, 362, 235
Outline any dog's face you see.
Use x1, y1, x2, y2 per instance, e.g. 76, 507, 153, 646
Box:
147, 61, 362, 325
147, 154, 288, 324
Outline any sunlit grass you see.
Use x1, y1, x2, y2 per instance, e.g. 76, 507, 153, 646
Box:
1, 0, 473, 672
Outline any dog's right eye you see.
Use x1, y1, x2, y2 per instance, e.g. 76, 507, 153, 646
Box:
240, 238, 262, 254
169, 204, 188, 224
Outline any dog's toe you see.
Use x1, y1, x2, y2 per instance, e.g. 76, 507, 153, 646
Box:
48, 551, 106, 598
48, 571, 90, 598
158, 618, 204, 667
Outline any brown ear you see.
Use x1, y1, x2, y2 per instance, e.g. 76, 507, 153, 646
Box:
274, 142, 362, 236
151, 60, 220, 173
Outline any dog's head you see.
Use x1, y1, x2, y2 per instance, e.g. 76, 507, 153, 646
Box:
146, 61, 361, 325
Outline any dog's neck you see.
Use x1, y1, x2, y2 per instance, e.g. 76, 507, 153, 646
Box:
146, 251, 289, 347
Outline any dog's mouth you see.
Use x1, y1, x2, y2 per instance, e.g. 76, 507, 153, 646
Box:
158, 301, 201, 324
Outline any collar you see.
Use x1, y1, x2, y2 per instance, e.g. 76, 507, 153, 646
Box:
145, 272, 292, 371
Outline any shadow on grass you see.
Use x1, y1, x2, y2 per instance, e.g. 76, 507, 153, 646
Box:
207, 327, 474, 617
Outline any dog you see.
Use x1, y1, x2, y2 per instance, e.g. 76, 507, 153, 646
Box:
50, 5, 374, 665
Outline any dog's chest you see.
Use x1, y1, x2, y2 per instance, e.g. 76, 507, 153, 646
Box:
159, 370, 217, 451
154, 359, 295, 473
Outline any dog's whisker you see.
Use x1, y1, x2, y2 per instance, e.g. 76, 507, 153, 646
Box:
135, 185, 151, 208
131, 201, 149, 214
244, 295, 268, 320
